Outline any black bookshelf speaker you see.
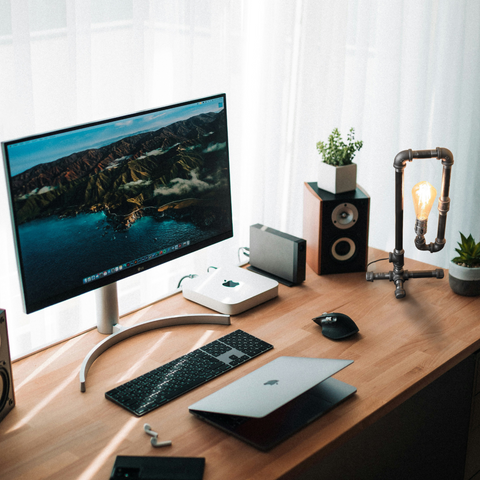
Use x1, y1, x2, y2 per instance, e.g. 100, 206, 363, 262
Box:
0, 309, 15, 423
303, 182, 370, 275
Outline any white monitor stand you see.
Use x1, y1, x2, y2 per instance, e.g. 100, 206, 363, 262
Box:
79, 283, 230, 392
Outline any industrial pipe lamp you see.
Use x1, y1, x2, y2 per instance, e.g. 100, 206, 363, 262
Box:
366, 148, 454, 298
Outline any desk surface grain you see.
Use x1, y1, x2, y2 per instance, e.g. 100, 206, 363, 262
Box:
2, 248, 480, 480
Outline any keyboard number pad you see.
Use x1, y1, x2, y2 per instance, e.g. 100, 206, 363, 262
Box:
207, 346, 249, 366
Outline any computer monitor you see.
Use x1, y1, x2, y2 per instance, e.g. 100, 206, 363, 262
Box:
2, 93, 233, 333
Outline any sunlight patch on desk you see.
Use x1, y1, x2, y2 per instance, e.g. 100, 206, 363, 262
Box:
78, 416, 139, 480
7, 367, 78, 434
117, 332, 171, 383
14, 335, 84, 392
189, 330, 216, 352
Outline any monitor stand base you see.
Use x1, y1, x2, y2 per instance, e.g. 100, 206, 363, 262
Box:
80, 312, 231, 392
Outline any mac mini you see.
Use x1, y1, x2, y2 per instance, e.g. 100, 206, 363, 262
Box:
182, 266, 278, 315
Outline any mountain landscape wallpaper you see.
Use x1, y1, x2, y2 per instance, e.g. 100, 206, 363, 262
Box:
12, 108, 230, 231
7, 100, 232, 310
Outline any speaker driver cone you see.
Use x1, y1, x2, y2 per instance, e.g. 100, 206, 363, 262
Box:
0, 309, 15, 422
332, 237, 356, 261
0, 368, 9, 412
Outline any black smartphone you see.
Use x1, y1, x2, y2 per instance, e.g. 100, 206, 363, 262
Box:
110, 456, 205, 480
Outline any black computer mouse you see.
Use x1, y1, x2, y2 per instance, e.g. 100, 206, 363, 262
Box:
312, 312, 359, 340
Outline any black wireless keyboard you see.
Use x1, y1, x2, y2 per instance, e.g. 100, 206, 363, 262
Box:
105, 329, 273, 416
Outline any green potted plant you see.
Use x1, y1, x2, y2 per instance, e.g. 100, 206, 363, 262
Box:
316, 127, 363, 194
449, 232, 480, 296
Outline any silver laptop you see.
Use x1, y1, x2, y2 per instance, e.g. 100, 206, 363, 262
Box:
189, 356, 356, 450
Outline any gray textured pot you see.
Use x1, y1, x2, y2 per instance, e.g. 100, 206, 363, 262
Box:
318, 163, 357, 194
448, 261, 480, 296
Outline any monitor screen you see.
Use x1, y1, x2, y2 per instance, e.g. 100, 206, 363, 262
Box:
2, 94, 233, 314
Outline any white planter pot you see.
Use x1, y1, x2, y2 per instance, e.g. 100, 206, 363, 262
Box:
448, 260, 480, 296
318, 163, 357, 194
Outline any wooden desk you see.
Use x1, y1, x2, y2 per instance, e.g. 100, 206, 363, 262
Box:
1, 248, 480, 480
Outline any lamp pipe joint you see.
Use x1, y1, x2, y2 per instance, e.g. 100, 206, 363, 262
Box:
393, 149, 412, 171
436, 147, 454, 167
415, 235, 446, 253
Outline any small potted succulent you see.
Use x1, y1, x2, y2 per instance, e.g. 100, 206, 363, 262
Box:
316, 127, 363, 194
449, 232, 480, 296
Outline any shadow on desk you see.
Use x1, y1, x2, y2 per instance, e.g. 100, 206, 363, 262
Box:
298, 355, 475, 480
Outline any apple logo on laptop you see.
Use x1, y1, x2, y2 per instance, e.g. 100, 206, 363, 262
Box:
264, 380, 279, 386
222, 279, 239, 288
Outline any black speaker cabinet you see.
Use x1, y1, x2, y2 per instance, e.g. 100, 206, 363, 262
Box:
0, 309, 15, 422
303, 182, 370, 275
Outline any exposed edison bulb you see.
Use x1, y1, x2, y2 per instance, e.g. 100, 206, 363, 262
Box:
412, 181, 437, 220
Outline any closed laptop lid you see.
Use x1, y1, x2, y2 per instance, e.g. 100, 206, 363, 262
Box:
188, 356, 353, 418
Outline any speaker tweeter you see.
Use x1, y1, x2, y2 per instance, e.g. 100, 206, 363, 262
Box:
331, 203, 358, 229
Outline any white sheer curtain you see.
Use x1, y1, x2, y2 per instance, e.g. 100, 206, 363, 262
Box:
1, 0, 479, 360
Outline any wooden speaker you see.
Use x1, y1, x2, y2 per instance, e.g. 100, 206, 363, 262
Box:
0, 309, 15, 422
303, 182, 370, 275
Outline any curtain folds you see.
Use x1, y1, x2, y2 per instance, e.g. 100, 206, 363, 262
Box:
1, 0, 479, 359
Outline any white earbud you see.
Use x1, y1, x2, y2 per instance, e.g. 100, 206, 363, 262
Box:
151, 437, 172, 448
143, 423, 172, 447
143, 423, 158, 437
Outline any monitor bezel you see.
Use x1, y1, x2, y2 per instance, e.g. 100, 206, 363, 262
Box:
2, 93, 233, 314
